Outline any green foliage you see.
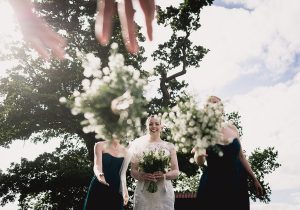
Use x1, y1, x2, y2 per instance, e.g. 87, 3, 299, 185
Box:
225, 112, 243, 137
148, 1, 212, 109
138, 149, 171, 173
173, 171, 201, 193
0, 0, 282, 207
247, 147, 281, 203
0, 137, 93, 209
0, 0, 146, 207
0, 0, 146, 151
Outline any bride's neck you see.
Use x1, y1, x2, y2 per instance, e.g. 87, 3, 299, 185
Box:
149, 133, 161, 142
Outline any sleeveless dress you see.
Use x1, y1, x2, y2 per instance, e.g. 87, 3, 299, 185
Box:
130, 140, 175, 210
197, 138, 249, 210
83, 153, 126, 210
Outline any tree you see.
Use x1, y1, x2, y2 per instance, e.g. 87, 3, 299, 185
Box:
1, 0, 146, 208
0, 0, 147, 160
0, 137, 92, 210
0, 0, 280, 208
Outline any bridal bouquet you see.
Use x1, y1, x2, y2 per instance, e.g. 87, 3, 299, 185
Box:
59, 43, 148, 141
163, 96, 224, 156
138, 149, 171, 193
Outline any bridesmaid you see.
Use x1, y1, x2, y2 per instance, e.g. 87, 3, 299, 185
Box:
83, 138, 130, 210
193, 96, 264, 210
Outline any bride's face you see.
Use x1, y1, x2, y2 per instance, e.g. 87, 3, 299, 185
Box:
147, 117, 162, 134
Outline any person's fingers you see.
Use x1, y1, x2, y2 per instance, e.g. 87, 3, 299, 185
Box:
20, 16, 66, 60
44, 32, 66, 59
118, 0, 138, 53
95, 0, 115, 46
139, 0, 155, 41
29, 38, 51, 60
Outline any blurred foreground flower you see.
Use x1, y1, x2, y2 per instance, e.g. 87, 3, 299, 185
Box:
163, 97, 224, 155
60, 43, 148, 141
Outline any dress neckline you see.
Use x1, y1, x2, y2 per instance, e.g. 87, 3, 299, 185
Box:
102, 152, 125, 159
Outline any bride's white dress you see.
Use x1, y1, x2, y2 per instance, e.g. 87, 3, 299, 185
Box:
130, 139, 175, 210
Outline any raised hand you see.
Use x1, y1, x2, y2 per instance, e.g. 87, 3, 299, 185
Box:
9, 0, 156, 59
95, 0, 156, 54
9, 0, 66, 60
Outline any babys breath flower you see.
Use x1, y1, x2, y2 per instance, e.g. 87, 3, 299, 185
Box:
164, 96, 223, 154
102, 76, 111, 83
59, 97, 67, 104
111, 42, 118, 50
92, 69, 102, 78
81, 79, 91, 91
102, 67, 110, 75
133, 70, 140, 80
71, 107, 81, 115
82, 53, 101, 78
108, 53, 125, 69
73, 90, 80, 97
64, 46, 148, 142
89, 78, 102, 94
84, 112, 95, 120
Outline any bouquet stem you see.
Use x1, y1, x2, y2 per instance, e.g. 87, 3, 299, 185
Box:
147, 181, 158, 193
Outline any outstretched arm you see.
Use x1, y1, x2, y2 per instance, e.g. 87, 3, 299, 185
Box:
9, 0, 66, 60
238, 140, 264, 197
93, 142, 109, 185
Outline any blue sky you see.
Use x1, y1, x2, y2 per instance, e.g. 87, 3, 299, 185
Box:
1, 0, 300, 209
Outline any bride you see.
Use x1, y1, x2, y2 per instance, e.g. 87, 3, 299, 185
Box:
129, 115, 180, 210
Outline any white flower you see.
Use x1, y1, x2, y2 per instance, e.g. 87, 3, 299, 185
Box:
59, 97, 67, 104
103, 76, 111, 83
71, 107, 81, 115
82, 53, 101, 77
102, 67, 110, 75
92, 69, 103, 78
111, 42, 118, 50
133, 70, 140, 80
84, 112, 95, 120
81, 79, 91, 91
73, 90, 80, 97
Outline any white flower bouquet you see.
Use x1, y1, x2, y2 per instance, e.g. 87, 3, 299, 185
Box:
163, 97, 224, 155
138, 149, 171, 193
60, 43, 148, 141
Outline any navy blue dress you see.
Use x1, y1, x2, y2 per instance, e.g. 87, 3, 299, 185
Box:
83, 153, 124, 210
197, 138, 249, 210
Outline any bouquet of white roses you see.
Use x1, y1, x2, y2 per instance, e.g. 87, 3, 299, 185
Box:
59, 43, 148, 141
163, 96, 224, 156
138, 149, 171, 193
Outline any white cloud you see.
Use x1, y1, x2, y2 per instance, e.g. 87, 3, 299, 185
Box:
185, 0, 300, 96
225, 72, 300, 191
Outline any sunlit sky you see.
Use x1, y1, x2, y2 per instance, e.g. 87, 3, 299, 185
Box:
1, 0, 300, 209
